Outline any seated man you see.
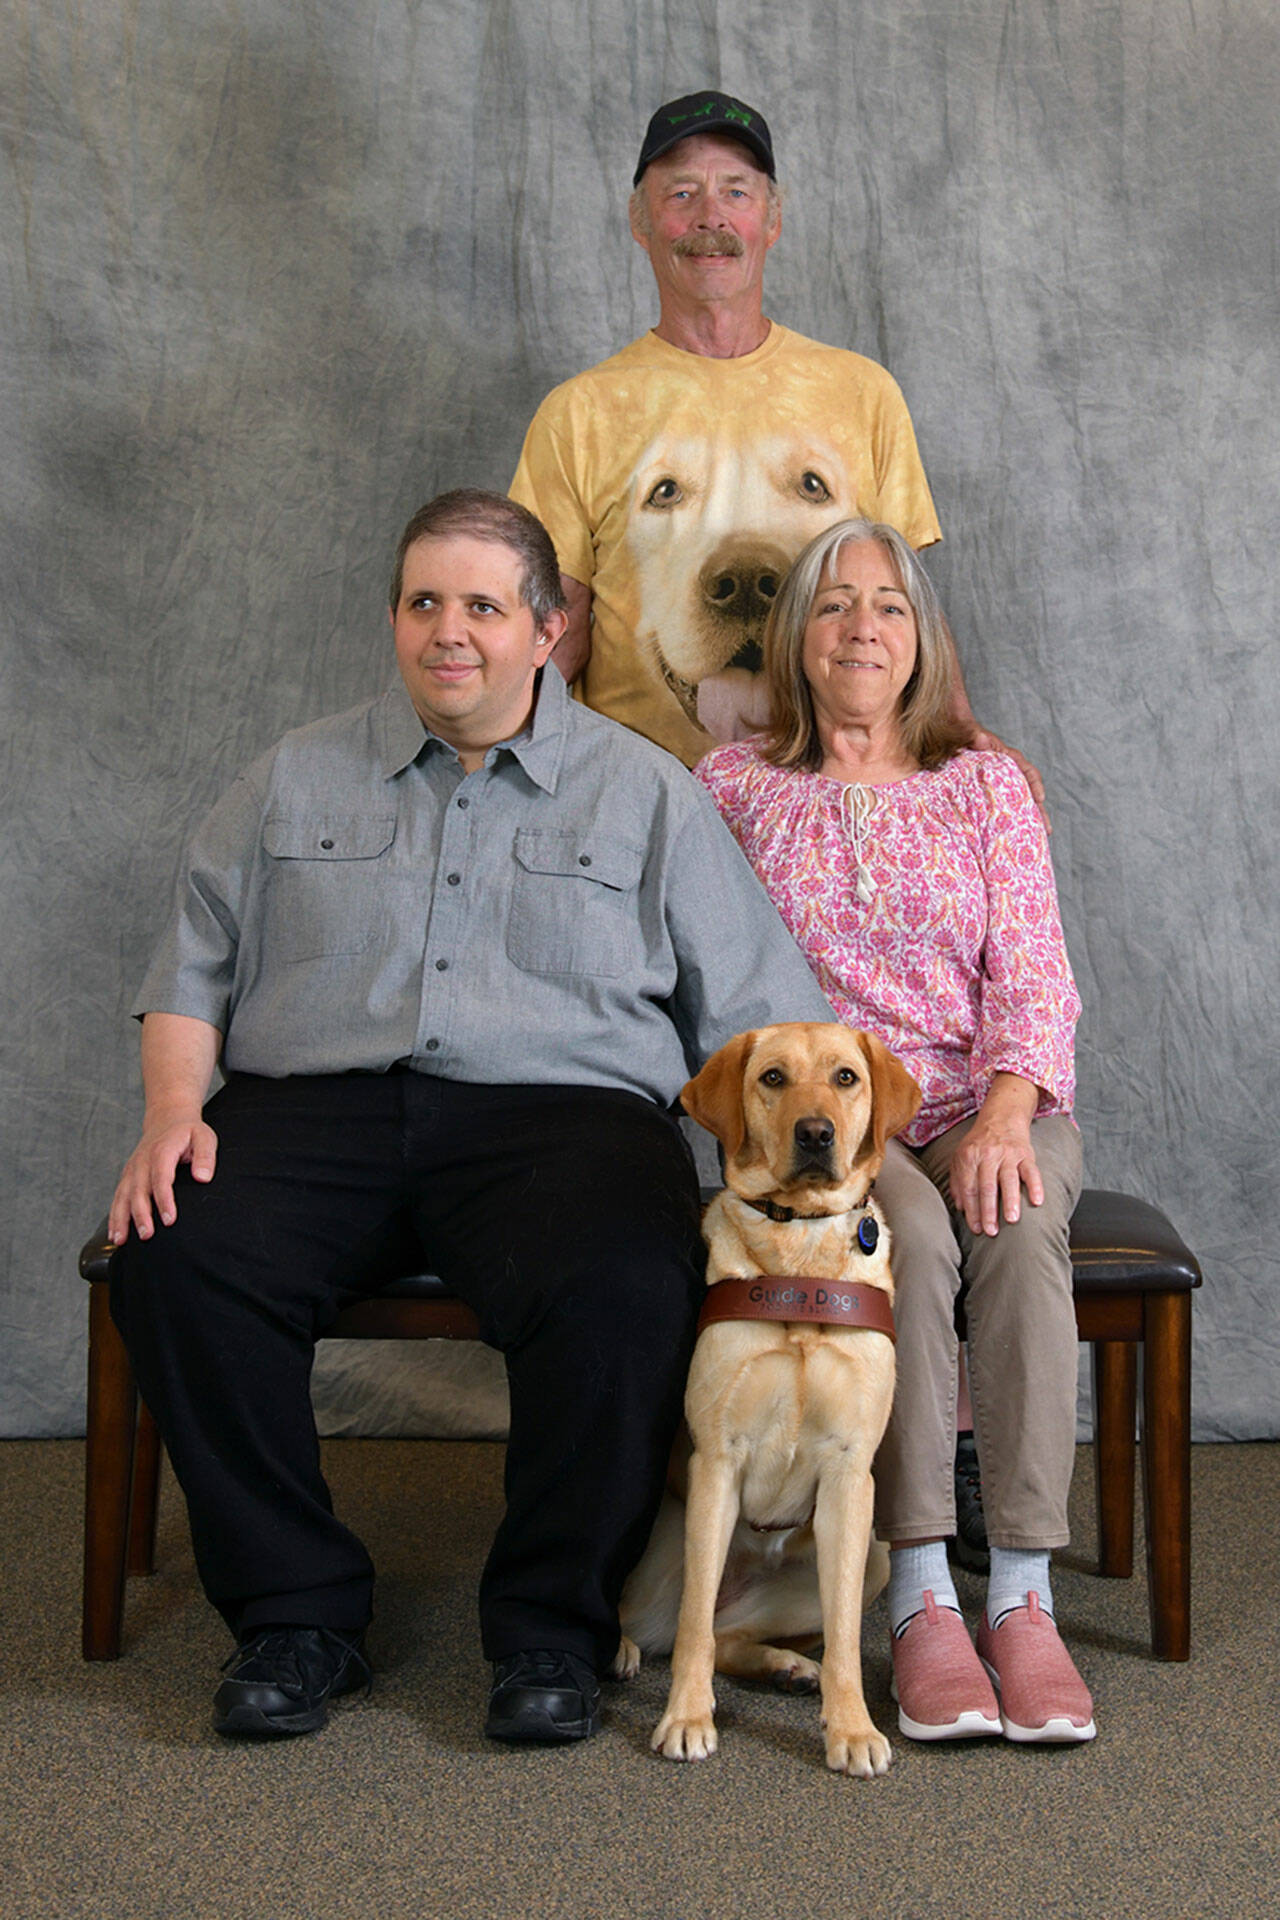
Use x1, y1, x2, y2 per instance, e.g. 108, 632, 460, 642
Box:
108, 489, 834, 1747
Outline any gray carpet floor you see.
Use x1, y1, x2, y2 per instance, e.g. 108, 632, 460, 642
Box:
1, 1438, 1276, 1920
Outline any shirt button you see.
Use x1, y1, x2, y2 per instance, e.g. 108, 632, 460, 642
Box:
424, 1038, 440, 1052
447, 872, 461, 886
320, 838, 334, 850
456, 796, 470, 810
435, 958, 449, 971
578, 854, 592, 868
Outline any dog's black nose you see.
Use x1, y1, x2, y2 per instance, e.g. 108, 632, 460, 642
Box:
794, 1117, 835, 1153
698, 540, 789, 647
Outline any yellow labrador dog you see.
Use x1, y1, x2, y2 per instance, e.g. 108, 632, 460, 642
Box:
619, 1023, 920, 1776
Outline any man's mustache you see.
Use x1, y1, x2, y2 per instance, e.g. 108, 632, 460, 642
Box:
671, 232, 745, 259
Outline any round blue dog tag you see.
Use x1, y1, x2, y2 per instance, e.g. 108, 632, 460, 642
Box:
856, 1215, 880, 1256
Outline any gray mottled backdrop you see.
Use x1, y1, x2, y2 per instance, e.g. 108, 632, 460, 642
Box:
3, 0, 1276, 1442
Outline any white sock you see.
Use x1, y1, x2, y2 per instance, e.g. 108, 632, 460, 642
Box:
887, 1542, 960, 1638
986, 1548, 1053, 1629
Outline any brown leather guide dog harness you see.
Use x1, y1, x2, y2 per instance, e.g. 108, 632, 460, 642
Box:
696, 1197, 895, 1340
696, 1275, 896, 1340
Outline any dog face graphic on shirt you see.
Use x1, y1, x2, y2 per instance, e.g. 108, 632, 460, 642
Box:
626, 428, 858, 721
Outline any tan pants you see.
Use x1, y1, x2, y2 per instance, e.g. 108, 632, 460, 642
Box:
872, 1113, 1083, 1550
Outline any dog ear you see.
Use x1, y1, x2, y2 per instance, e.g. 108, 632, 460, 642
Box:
681, 1031, 758, 1160
857, 1031, 923, 1160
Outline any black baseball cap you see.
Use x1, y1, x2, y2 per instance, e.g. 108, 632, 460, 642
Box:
633, 91, 775, 186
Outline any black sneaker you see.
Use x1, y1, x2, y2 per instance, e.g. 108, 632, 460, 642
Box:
485, 1649, 602, 1744
213, 1626, 371, 1738
950, 1432, 990, 1574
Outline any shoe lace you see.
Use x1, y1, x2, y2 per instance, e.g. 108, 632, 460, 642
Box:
495, 1649, 595, 1688
956, 1441, 984, 1509
222, 1626, 372, 1696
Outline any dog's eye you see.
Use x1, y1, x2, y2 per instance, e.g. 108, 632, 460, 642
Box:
643, 477, 683, 509
834, 1068, 859, 1087
798, 471, 832, 502
759, 1067, 786, 1088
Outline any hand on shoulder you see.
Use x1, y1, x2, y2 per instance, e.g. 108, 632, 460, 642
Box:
966, 726, 1049, 830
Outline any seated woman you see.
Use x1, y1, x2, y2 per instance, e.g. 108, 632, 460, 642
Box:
693, 519, 1094, 1745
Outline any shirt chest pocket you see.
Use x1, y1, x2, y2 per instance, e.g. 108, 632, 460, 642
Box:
261, 814, 396, 962
507, 828, 643, 978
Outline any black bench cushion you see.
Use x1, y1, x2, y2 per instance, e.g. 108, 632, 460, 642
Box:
81, 1188, 1200, 1300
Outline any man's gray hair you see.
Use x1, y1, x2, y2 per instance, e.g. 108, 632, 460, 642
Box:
761, 518, 968, 773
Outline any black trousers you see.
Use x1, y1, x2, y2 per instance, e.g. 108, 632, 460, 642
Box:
110, 1071, 704, 1670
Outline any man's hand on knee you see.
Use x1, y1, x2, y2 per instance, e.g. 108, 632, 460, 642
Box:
109, 1114, 219, 1244
111, 1010, 223, 1243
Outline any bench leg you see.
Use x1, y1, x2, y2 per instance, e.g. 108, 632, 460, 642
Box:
83, 1281, 138, 1659
1092, 1340, 1137, 1578
1141, 1292, 1192, 1660
127, 1403, 163, 1576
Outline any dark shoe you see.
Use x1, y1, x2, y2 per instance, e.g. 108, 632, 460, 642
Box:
213, 1626, 371, 1738
950, 1432, 990, 1574
485, 1649, 602, 1744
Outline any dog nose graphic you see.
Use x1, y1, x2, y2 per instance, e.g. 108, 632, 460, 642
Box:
704, 565, 780, 611
698, 541, 789, 661
794, 1117, 835, 1153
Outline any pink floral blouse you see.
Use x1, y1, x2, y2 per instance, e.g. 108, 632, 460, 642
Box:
693, 743, 1080, 1148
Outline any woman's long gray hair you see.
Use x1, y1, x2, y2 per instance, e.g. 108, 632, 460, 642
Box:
761, 518, 968, 773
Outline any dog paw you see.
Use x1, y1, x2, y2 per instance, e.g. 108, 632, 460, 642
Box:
771, 1652, 821, 1693
611, 1635, 640, 1681
652, 1713, 719, 1761
823, 1724, 893, 1778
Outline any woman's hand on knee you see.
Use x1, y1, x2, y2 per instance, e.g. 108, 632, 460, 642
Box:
952, 1078, 1043, 1236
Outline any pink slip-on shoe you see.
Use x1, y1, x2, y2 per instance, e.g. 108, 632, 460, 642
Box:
977, 1592, 1097, 1743
890, 1589, 1001, 1741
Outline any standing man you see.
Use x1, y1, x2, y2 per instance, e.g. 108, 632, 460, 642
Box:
108, 489, 835, 1747
511, 91, 1039, 804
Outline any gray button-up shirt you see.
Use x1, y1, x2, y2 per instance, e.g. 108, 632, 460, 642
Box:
135, 667, 833, 1104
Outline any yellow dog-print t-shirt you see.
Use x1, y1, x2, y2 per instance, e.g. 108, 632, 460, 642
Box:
511, 323, 941, 766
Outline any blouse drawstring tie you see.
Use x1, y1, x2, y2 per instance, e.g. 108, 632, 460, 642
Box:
841, 783, 876, 905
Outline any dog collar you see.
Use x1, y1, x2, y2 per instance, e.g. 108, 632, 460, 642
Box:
697, 1275, 895, 1341
740, 1196, 842, 1223
736, 1194, 882, 1257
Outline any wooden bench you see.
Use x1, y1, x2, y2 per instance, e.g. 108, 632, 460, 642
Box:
80, 1186, 1199, 1660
